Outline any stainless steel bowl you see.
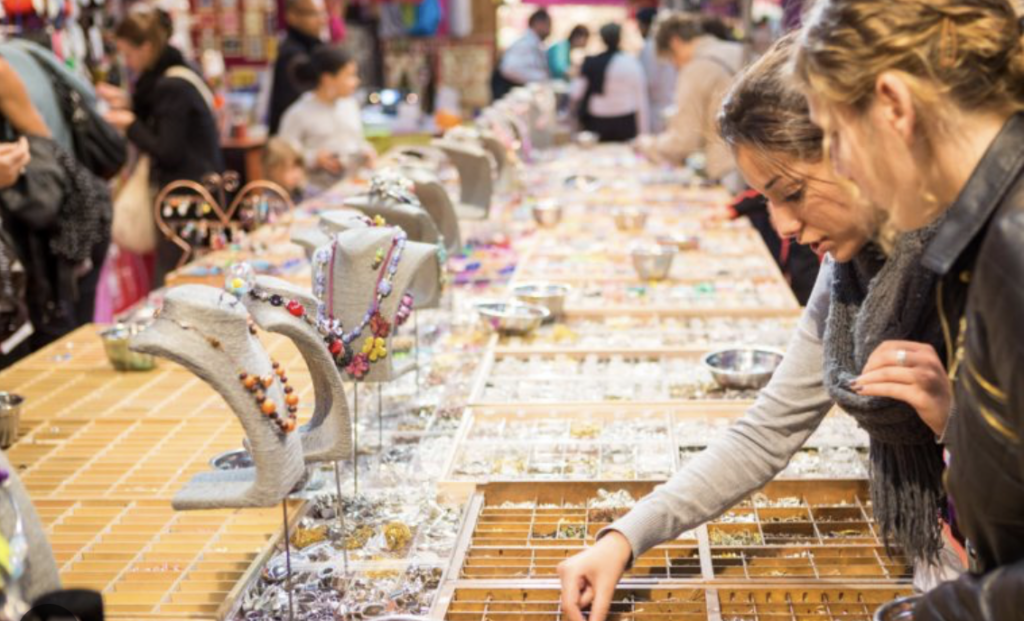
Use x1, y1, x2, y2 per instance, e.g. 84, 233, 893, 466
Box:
873, 596, 920, 621
100, 324, 157, 371
476, 302, 550, 336
531, 203, 563, 228
702, 347, 784, 390
612, 208, 648, 232
563, 174, 601, 192
209, 448, 254, 470
512, 283, 571, 322
630, 245, 677, 281
656, 233, 701, 252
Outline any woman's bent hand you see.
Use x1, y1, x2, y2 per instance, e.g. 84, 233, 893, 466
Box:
853, 340, 952, 437
557, 530, 632, 621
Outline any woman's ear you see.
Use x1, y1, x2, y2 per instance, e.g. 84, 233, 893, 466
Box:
873, 71, 917, 146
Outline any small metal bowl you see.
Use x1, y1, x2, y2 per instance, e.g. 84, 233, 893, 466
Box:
612, 208, 648, 232
576, 131, 599, 149
631, 245, 677, 281
210, 448, 255, 470
512, 283, 570, 322
100, 324, 156, 371
702, 347, 784, 390
532, 202, 563, 228
656, 233, 701, 252
563, 174, 601, 192
476, 302, 550, 336
873, 596, 920, 621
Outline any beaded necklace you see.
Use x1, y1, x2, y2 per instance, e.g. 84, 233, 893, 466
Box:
158, 312, 299, 433
308, 228, 410, 379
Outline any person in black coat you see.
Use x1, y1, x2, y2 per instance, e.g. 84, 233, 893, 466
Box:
101, 8, 224, 285
267, 0, 326, 135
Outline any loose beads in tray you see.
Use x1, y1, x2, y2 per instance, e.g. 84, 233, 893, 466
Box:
515, 253, 778, 281
498, 315, 799, 352
479, 355, 759, 403
453, 442, 675, 481
564, 279, 798, 311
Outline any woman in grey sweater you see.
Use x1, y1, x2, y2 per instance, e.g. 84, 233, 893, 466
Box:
558, 35, 959, 621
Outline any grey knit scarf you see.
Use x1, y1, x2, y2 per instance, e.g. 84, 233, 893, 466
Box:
823, 220, 947, 563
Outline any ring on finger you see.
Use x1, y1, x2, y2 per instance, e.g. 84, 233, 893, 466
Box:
896, 348, 908, 367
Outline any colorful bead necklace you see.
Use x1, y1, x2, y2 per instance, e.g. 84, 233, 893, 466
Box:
307, 228, 410, 380
159, 313, 298, 433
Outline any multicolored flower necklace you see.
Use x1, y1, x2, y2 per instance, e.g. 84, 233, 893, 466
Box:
309, 228, 411, 380
159, 312, 298, 433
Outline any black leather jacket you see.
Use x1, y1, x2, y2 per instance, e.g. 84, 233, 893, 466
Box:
915, 113, 1024, 620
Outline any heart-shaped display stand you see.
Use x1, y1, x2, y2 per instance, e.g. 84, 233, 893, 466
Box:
244, 276, 352, 463
402, 168, 462, 255
431, 138, 494, 220
320, 226, 438, 383
0, 450, 60, 602
381, 145, 450, 173
130, 285, 305, 510
343, 194, 443, 248
317, 212, 442, 310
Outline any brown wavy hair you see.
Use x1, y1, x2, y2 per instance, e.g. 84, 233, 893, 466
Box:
794, 0, 1024, 116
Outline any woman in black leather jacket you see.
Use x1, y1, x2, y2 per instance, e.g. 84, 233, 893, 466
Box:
795, 0, 1024, 618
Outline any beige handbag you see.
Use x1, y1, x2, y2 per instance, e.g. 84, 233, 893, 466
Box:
110, 66, 215, 255
111, 154, 157, 254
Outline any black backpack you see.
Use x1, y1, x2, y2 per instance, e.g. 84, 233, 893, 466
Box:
0, 214, 28, 350
26, 47, 128, 180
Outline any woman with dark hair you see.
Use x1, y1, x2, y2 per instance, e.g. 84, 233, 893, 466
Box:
101, 7, 224, 285
278, 46, 374, 193
570, 23, 648, 142
547, 24, 590, 81
557, 35, 961, 621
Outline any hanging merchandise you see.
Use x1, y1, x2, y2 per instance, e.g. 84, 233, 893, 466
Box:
448, 0, 470, 38
408, 0, 441, 37
1, 0, 31, 16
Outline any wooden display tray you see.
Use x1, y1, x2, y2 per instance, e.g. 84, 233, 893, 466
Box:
493, 310, 801, 356
440, 481, 908, 590
441, 403, 748, 489
431, 585, 912, 621
468, 350, 761, 407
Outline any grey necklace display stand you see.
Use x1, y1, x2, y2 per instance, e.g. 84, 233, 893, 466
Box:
431, 138, 494, 220
342, 194, 443, 249
244, 276, 351, 463
317, 212, 443, 310
322, 226, 438, 383
403, 168, 461, 255
130, 285, 306, 510
0, 450, 60, 604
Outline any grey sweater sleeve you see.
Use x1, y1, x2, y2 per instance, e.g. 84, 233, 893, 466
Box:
605, 259, 836, 558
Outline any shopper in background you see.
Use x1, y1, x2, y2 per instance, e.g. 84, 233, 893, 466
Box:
268, 0, 326, 134
278, 46, 374, 194
637, 8, 677, 134
571, 23, 648, 142
494, 9, 552, 99
638, 11, 744, 188
558, 36, 960, 621
547, 25, 590, 82
795, 1, 1024, 617
103, 7, 224, 286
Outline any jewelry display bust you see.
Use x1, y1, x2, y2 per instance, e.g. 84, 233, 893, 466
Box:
317, 213, 442, 310
313, 226, 438, 383
130, 285, 306, 510
431, 137, 494, 220
244, 276, 351, 463
342, 194, 443, 249
399, 167, 461, 255
0, 451, 60, 603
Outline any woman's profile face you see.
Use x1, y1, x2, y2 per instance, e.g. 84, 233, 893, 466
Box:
117, 39, 154, 74
325, 62, 361, 98
735, 145, 877, 263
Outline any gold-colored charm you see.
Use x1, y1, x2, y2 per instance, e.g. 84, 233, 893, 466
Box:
383, 521, 413, 551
